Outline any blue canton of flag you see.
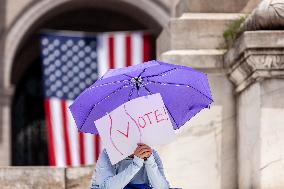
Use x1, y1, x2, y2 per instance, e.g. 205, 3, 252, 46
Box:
41, 33, 99, 100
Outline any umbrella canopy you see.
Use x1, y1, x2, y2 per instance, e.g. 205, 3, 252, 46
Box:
69, 60, 213, 134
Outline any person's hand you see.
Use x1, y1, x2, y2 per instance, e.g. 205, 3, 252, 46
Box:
133, 143, 152, 160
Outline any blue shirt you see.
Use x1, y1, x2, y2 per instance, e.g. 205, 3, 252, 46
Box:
90, 149, 170, 189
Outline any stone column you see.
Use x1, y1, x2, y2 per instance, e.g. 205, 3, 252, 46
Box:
225, 31, 284, 189
0, 88, 13, 166
0, 0, 11, 166
156, 12, 240, 189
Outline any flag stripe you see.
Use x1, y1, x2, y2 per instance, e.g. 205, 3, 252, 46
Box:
108, 35, 115, 69
132, 32, 143, 65
79, 132, 85, 165
44, 99, 56, 166
95, 136, 100, 161
125, 34, 132, 67
143, 34, 150, 61
114, 33, 126, 68
66, 100, 80, 166
98, 34, 109, 77
61, 101, 71, 166
50, 98, 66, 167
84, 133, 94, 165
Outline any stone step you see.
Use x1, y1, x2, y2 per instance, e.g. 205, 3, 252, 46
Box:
159, 49, 226, 69
157, 13, 246, 51
174, 0, 259, 15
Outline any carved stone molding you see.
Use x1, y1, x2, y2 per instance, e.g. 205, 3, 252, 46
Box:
227, 50, 284, 93
225, 31, 284, 93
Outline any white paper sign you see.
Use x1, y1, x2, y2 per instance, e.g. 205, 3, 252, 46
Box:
94, 93, 176, 164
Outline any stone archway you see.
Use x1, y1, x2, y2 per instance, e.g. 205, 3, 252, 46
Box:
3, 0, 169, 165
3, 0, 169, 89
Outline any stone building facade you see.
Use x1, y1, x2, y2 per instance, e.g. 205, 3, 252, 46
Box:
1, 0, 284, 189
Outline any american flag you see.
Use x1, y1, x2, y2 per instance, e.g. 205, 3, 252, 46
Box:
40, 30, 152, 167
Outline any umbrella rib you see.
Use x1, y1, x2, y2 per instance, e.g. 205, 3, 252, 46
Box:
123, 74, 133, 78
164, 104, 179, 128
146, 80, 213, 101
80, 84, 129, 130
128, 86, 136, 101
142, 68, 178, 79
143, 85, 153, 95
88, 79, 130, 90
138, 68, 147, 77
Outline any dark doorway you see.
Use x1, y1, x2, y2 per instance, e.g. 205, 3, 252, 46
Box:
11, 59, 48, 165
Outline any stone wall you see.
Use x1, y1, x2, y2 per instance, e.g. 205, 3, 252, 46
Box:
225, 31, 284, 189
156, 10, 243, 189
0, 165, 95, 189
175, 0, 261, 16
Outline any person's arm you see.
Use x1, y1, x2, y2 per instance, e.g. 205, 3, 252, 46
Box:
144, 150, 170, 189
90, 149, 144, 189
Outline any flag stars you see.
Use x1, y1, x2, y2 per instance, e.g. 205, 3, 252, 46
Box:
55, 60, 61, 67
48, 44, 55, 51
79, 83, 86, 89
86, 78, 92, 85
67, 71, 74, 78
78, 40, 85, 47
67, 50, 73, 57
72, 66, 79, 73
91, 73, 98, 80
42, 38, 49, 46
55, 80, 62, 87
49, 74, 56, 82
49, 54, 55, 62
90, 63, 97, 69
67, 39, 74, 46
78, 51, 85, 58
68, 93, 75, 99
84, 46, 91, 53
43, 48, 49, 56
43, 58, 50, 65
74, 87, 80, 94
72, 56, 79, 63
90, 52, 97, 59
61, 55, 68, 62
49, 64, 56, 72
63, 86, 69, 93
68, 82, 74, 88
41, 36, 98, 100
54, 50, 60, 57
79, 61, 85, 69
61, 44, 68, 51
85, 68, 92, 74
72, 45, 79, 52
56, 91, 63, 97
62, 76, 68, 83
79, 72, 86, 79
53, 39, 60, 46
61, 65, 68, 73
55, 70, 62, 77
85, 57, 91, 63
50, 84, 57, 92
67, 61, 73, 68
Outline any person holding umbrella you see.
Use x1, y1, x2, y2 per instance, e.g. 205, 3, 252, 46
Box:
69, 60, 213, 189
90, 143, 170, 189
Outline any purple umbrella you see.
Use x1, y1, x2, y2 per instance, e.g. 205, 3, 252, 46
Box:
69, 60, 213, 134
